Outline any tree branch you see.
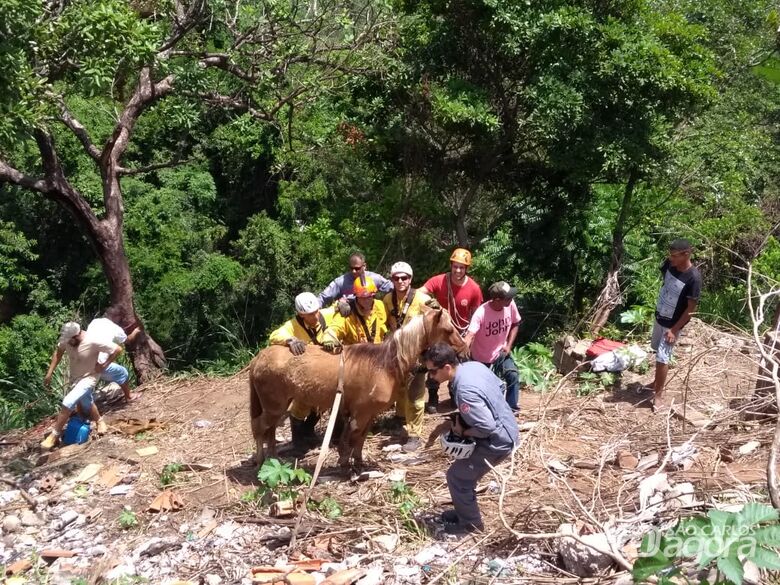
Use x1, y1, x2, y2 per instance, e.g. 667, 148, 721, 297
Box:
54, 98, 101, 161
0, 160, 51, 193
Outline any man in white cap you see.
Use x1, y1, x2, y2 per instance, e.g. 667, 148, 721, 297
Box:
383, 261, 434, 452
40, 321, 125, 450
268, 292, 337, 450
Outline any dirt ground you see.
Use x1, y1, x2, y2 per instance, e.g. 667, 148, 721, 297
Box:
0, 318, 773, 583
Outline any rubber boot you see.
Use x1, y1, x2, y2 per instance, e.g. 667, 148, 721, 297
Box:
426, 378, 440, 414
289, 417, 310, 455
302, 412, 320, 436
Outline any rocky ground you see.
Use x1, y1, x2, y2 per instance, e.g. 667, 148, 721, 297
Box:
0, 319, 773, 584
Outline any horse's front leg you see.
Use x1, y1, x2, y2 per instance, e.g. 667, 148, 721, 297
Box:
348, 414, 375, 469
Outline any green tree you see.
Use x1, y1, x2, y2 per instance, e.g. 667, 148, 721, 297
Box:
0, 0, 392, 380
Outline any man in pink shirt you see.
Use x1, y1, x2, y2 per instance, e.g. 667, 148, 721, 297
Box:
463, 281, 521, 412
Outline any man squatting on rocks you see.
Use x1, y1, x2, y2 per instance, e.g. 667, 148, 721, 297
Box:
41, 321, 131, 449
650, 238, 702, 410
424, 342, 519, 534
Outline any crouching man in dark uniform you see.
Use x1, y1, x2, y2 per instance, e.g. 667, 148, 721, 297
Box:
424, 342, 519, 534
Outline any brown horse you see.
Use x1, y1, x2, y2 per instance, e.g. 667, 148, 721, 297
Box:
249, 308, 465, 467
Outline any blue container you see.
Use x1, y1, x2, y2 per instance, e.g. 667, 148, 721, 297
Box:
62, 416, 91, 445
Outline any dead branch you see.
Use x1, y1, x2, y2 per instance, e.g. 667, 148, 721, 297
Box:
746, 263, 780, 509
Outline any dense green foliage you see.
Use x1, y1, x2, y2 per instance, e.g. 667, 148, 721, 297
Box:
1, 0, 779, 429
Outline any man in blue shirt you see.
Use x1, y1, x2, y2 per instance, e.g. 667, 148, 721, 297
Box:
424, 342, 519, 534
317, 251, 393, 313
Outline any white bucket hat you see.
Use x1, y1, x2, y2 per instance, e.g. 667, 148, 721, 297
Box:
59, 321, 81, 344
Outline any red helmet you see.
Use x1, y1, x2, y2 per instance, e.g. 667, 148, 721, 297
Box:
353, 276, 378, 298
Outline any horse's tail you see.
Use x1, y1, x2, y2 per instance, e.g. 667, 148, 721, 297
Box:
249, 366, 262, 420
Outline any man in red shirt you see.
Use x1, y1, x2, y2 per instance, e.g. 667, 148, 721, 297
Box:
419, 248, 483, 412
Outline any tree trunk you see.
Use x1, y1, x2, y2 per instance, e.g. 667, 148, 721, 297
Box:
589, 171, 638, 335
94, 224, 166, 383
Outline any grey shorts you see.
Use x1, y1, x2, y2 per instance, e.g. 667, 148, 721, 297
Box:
651, 322, 675, 365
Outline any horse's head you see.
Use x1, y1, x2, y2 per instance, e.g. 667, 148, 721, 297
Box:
422, 308, 468, 356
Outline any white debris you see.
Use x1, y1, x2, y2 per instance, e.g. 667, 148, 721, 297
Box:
414, 544, 447, 565
738, 441, 761, 456
558, 523, 614, 577
373, 534, 398, 553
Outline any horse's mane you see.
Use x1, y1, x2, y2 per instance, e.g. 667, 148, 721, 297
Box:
342, 312, 433, 379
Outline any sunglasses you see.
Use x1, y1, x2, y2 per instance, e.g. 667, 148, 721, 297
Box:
426, 366, 442, 374
392, 275, 410, 282
350, 265, 365, 272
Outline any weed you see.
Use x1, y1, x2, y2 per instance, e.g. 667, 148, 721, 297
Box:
576, 372, 616, 396
159, 462, 183, 488
244, 458, 312, 505
633, 503, 780, 584
620, 305, 654, 336
73, 484, 89, 498
512, 342, 556, 391
134, 431, 150, 442
118, 508, 138, 530
389, 481, 423, 535
308, 496, 343, 519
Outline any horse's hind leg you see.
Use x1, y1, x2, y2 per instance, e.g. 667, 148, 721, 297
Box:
251, 415, 265, 465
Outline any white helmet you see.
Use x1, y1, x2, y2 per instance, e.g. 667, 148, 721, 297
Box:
294, 292, 320, 314
440, 431, 476, 459
390, 261, 413, 278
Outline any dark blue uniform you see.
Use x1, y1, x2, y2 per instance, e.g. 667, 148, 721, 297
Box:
447, 361, 519, 530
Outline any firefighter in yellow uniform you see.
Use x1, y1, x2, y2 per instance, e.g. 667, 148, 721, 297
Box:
269, 292, 337, 450
322, 276, 387, 348
384, 262, 431, 452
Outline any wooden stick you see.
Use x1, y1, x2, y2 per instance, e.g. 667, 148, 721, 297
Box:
289, 353, 345, 549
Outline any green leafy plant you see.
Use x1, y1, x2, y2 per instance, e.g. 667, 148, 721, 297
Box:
633, 503, 780, 584
620, 305, 655, 333
118, 508, 138, 530
73, 484, 89, 498
389, 480, 423, 534
308, 496, 343, 519
246, 458, 312, 504
576, 372, 616, 396
512, 343, 556, 391
159, 462, 183, 488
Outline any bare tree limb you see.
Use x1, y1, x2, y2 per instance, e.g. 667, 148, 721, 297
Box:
746, 263, 780, 509
54, 98, 101, 161
0, 160, 51, 193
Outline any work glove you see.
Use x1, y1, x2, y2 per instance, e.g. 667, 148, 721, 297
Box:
323, 340, 343, 354
287, 339, 307, 356
337, 300, 352, 318
424, 298, 441, 310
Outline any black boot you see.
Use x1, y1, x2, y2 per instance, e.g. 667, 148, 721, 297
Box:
426, 378, 440, 414
302, 412, 320, 436
289, 417, 309, 455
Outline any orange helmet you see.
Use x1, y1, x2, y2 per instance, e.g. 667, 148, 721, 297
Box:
353, 276, 378, 297
450, 248, 472, 266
